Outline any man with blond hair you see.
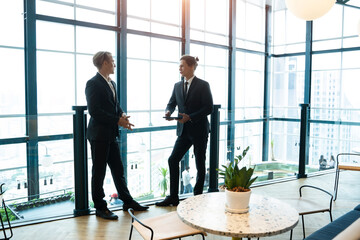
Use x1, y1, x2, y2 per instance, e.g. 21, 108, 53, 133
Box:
85, 51, 148, 220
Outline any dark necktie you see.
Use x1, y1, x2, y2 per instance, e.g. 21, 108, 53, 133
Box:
184, 81, 188, 100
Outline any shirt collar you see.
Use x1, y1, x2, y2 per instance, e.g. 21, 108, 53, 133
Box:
98, 72, 111, 82
185, 75, 195, 85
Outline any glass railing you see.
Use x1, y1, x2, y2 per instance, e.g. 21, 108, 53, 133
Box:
1, 106, 359, 225
0, 113, 75, 225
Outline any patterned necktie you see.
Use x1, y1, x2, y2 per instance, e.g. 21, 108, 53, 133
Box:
184, 81, 188, 100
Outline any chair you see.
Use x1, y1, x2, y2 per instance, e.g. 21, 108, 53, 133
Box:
0, 184, 13, 240
283, 185, 333, 240
128, 208, 206, 240
334, 153, 360, 201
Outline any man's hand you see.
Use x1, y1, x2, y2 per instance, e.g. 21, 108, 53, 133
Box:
118, 115, 134, 130
164, 111, 173, 121
178, 113, 190, 123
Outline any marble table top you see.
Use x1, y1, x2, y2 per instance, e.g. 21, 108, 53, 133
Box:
177, 192, 299, 238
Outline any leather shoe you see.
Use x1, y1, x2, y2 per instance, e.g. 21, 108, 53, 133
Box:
123, 201, 149, 211
96, 208, 118, 220
155, 196, 179, 207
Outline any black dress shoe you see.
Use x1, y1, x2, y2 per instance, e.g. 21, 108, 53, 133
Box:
123, 201, 149, 211
155, 196, 179, 207
96, 208, 118, 220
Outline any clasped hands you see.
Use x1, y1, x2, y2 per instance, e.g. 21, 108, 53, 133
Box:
118, 115, 134, 130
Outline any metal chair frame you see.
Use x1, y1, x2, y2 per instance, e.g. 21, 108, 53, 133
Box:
290, 185, 333, 240
0, 184, 13, 240
334, 153, 360, 201
128, 208, 205, 240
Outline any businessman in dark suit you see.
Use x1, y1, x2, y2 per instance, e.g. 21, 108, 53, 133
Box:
156, 55, 213, 206
85, 51, 148, 220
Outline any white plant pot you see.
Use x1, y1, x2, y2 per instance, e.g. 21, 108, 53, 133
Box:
225, 188, 251, 213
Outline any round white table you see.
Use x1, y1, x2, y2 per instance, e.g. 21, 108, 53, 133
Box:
177, 192, 299, 239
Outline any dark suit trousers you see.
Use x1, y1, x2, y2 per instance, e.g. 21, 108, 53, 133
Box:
89, 140, 133, 210
168, 124, 209, 197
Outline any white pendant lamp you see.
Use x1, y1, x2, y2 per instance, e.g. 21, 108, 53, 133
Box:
285, 0, 336, 21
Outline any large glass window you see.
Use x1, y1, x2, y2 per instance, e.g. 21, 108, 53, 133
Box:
36, 0, 117, 26
0, 144, 27, 200
236, 0, 266, 52
0, 1, 25, 139
127, 0, 181, 37
126, 34, 181, 199
235, 51, 264, 119
190, 43, 228, 113
310, 49, 360, 172
343, 6, 360, 48
190, 0, 229, 45
311, 53, 341, 121
127, 34, 180, 128
309, 124, 360, 170
272, 0, 306, 54
269, 121, 300, 165
271, 56, 305, 118
312, 4, 343, 51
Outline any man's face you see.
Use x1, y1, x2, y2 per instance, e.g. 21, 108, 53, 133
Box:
104, 55, 115, 75
179, 60, 194, 78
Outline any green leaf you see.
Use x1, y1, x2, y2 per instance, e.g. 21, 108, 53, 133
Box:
216, 146, 256, 191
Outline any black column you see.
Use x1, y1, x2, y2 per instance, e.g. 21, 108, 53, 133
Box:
297, 21, 313, 178
262, 4, 272, 163
208, 104, 221, 192
298, 103, 309, 178
24, 0, 39, 201
227, 0, 236, 163
119, 0, 128, 181
72, 106, 90, 216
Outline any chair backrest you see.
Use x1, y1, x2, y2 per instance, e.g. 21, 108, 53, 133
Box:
337, 153, 360, 170
299, 185, 334, 213
0, 183, 5, 195
0, 183, 5, 201
128, 208, 154, 240
128, 208, 206, 240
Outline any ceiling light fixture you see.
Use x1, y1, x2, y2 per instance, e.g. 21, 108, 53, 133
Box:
285, 0, 336, 21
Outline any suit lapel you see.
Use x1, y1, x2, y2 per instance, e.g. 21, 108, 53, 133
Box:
95, 73, 116, 104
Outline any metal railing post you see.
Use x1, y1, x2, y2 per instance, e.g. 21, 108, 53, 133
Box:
298, 103, 310, 178
208, 104, 221, 192
72, 106, 90, 216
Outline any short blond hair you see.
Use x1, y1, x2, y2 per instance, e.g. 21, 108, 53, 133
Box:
93, 51, 112, 70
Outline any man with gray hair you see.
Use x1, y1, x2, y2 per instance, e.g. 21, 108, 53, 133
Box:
85, 51, 148, 220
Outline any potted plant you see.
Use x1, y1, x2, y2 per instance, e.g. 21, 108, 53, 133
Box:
218, 146, 257, 213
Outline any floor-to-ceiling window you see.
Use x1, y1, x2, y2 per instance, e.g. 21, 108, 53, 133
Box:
0, 0, 27, 215
126, 0, 182, 199
270, 1, 305, 177
309, 3, 360, 170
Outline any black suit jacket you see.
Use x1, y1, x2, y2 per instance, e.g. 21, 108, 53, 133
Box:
166, 76, 213, 137
85, 73, 123, 141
